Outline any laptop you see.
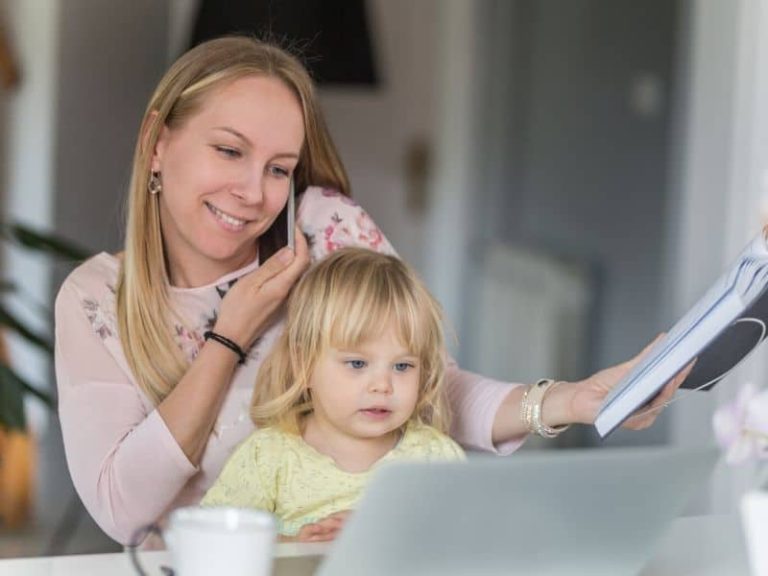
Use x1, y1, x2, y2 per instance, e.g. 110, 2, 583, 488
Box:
312, 447, 718, 576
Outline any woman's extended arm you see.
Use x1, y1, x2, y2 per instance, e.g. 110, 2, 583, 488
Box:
486, 338, 691, 446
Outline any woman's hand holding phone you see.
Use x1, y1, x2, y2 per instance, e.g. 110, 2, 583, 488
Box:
215, 223, 308, 351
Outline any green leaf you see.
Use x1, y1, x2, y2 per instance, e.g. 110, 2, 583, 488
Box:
1, 365, 54, 409
0, 221, 88, 427
0, 222, 90, 261
0, 365, 27, 431
0, 303, 53, 354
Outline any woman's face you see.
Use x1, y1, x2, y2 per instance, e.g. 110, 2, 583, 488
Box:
151, 75, 305, 286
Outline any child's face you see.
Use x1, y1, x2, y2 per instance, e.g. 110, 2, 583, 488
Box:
307, 323, 421, 442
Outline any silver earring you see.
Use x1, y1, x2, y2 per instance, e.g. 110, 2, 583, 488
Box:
148, 171, 162, 195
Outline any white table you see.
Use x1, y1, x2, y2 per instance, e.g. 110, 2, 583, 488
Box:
0, 542, 330, 576
639, 515, 750, 575
0, 515, 752, 575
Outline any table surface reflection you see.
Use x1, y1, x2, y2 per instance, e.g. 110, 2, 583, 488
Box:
0, 515, 751, 576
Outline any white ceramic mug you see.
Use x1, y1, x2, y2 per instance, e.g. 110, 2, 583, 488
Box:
741, 490, 768, 576
130, 507, 276, 576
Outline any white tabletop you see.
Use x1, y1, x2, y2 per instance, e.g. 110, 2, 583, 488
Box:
0, 542, 329, 576
640, 514, 750, 575
0, 515, 751, 575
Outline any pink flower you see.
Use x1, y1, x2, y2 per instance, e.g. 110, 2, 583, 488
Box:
713, 382, 768, 465
320, 188, 358, 206
355, 212, 384, 250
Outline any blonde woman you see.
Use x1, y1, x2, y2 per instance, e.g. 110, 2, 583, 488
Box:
54, 36, 684, 546
202, 248, 464, 541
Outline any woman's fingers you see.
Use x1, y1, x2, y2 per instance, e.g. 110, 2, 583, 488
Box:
214, 231, 310, 347
245, 227, 310, 293
237, 225, 308, 283
623, 360, 695, 429
274, 226, 310, 288
651, 359, 695, 407
240, 247, 296, 290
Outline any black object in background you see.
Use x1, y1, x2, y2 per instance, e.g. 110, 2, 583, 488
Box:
190, 0, 379, 86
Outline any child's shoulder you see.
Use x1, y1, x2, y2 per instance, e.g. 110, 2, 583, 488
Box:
237, 426, 303, 457
399, 422, 465, 460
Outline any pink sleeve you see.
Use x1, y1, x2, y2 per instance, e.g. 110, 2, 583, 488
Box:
297, 187, 396, 260
446, 360, 527, 454
55, 281, 197, 545
299, 188, 527, 454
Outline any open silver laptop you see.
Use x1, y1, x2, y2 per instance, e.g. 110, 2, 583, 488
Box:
312, 447, 718, 576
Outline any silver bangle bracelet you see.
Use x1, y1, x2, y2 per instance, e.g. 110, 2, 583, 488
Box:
520, 378, 571, 438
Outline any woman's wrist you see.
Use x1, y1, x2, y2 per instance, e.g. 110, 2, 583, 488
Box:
492, 379, 586, 443
203, 331, 247, 364
539, 380, 583, 427
210, 320, 251, 352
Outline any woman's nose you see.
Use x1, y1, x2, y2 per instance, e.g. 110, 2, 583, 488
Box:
231, 170, 264, 204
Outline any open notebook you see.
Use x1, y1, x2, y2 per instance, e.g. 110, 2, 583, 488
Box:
595, 226, 768, 438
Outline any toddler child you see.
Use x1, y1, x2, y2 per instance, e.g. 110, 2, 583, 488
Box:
201, 247, 464, 541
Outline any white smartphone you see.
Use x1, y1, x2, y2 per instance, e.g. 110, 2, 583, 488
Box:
287, 177, 295, 251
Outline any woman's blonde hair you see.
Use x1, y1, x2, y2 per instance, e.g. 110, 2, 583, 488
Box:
117, 36, 350, 405
251, 247, 450, 434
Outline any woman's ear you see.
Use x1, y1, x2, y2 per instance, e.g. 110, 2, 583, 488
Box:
141, 110, 167, 173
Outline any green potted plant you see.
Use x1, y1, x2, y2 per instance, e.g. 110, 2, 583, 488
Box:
0, 222, 88, 528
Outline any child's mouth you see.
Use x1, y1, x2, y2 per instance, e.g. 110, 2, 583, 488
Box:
360, 408, 392, 419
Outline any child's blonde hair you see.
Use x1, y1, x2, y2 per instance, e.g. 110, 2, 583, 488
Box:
251, 247, 450, 434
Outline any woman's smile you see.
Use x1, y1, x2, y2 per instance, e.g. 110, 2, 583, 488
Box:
204, 201, 254, 232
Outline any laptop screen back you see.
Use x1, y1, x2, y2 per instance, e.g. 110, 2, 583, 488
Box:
316, 447, 718, 576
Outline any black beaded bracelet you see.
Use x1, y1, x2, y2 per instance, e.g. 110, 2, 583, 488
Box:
203, 331, 247, 365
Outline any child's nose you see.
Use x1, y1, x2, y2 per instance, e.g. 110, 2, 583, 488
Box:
368, 372, 393, 394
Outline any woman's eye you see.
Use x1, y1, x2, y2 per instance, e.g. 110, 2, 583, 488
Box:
268, 165, 290, 178
394, 362, 414, 372
346, 359, 367, 370
214, 145, 242, 159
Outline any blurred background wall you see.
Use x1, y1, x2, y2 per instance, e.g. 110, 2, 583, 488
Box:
1, 0, 767, 558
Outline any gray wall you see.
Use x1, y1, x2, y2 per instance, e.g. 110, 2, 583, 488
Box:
54, 0, 169, 256
321, 0, 439, 275
468, 0, 679, 445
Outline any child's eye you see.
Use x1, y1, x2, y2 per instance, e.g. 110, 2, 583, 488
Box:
345, 359, 367, 370
394, 362, 415, 372
214, 145, 242, 159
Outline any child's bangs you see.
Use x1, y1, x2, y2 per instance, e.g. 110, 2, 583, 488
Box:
323, 271, 429, 354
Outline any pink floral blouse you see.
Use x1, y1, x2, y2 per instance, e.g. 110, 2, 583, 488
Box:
54, 187, 524, 544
